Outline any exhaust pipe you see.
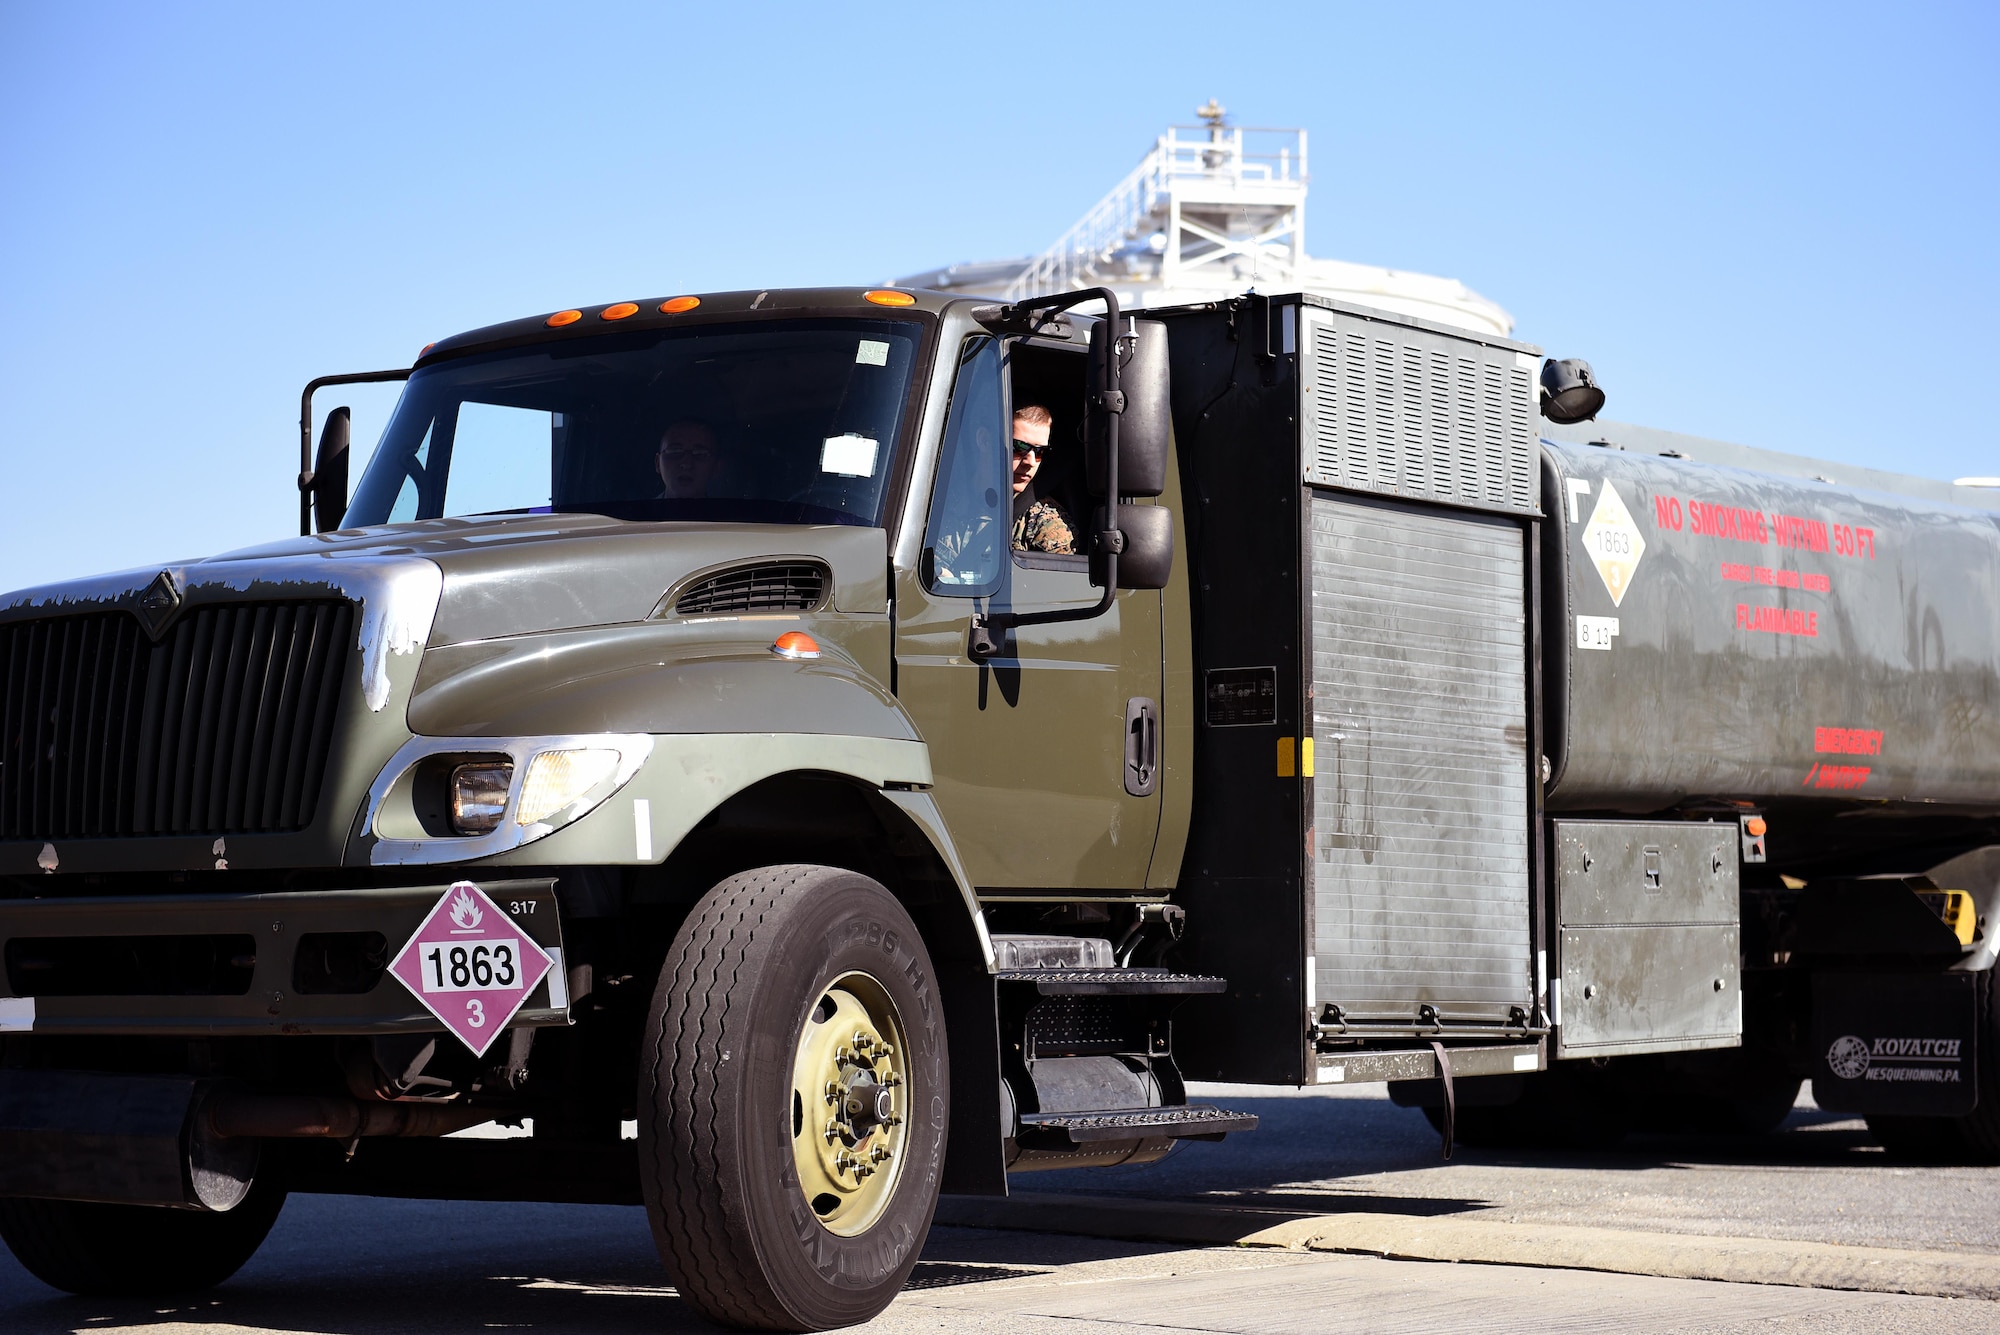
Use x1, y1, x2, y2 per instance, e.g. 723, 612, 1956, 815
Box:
204, 1093, 491, 1140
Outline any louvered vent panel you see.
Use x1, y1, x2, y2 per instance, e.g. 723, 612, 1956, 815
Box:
1302, 306, 1541, 518
675, 563, 828, 616
0, 602, 351, 840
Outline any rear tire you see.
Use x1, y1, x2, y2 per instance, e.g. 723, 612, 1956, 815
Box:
639, 864, 948, 1330
1419, 1067, 1630, 1151
1708, 1080, 1802, 1136
0, 1178, 286, 1296
1865, 1112, 1970, 1163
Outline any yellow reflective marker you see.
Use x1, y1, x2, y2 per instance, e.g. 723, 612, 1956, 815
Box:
1278, 737, 1316, 778
1928, 891, 1976, 943
1301, 737, 1315, 778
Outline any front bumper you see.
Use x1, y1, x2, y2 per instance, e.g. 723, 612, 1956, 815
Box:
0, 878, 568, 1036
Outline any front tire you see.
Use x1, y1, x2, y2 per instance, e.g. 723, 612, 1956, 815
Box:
0, 1178, 286, 1296
640, 864, 948, 1330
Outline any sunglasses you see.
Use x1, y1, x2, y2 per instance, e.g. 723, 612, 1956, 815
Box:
1011, 439, 1048, 460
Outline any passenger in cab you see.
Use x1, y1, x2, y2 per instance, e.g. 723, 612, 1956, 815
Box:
1009, 405, 1075, 554
655, 420, 720, 499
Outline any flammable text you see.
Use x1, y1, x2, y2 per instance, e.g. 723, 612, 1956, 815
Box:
1736, 603, 1818, 637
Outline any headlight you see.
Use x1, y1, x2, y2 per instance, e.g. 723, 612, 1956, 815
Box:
365, 733, 653, 865
517, 748, 621, 826
450, 761, 513, 834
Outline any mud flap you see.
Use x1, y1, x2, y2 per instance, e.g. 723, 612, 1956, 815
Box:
1812, 971, 1978, 1117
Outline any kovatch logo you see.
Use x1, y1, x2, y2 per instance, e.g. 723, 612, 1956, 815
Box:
1825, 1034, 1963, 1085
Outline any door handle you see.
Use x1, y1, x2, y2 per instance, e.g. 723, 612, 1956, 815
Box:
1124, 697, 1158, 797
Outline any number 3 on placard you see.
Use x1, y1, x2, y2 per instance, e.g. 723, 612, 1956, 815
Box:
466, 998, 485, 1028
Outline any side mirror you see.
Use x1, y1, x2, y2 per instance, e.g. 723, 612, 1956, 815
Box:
1086, 319, 1172, 499
1089, 504, 1174, 590
313, 407, 351, 532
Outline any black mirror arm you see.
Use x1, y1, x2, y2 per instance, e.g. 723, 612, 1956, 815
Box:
298, 369, 412, 535
968, 288, 1127, 659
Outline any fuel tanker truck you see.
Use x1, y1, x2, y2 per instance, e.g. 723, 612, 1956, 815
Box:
0, 285, 1995, 1328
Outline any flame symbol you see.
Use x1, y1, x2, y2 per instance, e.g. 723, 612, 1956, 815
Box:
448, 886, 484, 931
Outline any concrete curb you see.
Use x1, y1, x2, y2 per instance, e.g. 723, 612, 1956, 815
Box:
934, 1192, 2000, 1301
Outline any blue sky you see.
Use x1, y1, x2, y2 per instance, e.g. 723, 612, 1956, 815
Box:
2, 2, 1994, 592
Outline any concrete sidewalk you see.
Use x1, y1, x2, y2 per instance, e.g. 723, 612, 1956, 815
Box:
935, 1191, 2000, 1301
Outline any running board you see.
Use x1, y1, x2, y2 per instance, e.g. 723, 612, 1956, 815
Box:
1017, 1103, 1258, 1146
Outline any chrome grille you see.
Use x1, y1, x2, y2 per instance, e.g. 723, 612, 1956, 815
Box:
0, 602, 352, 840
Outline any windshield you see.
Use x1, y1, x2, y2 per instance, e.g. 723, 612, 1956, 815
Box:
345, 318, 925, 528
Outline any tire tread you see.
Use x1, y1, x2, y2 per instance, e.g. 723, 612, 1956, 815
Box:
644, 866, 804, 1329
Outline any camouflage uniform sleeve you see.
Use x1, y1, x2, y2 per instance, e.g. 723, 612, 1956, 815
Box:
1013, 500, 1076, 554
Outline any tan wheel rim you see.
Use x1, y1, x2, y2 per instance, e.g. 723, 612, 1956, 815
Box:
789, 971, 909, 1237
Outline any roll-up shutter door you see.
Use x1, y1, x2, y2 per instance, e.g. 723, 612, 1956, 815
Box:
1310, 493, 1533, 1027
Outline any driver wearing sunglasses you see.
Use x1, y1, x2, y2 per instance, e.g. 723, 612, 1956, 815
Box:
1009, 404, 1075, 554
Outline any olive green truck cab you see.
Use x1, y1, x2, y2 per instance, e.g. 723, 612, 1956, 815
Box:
3, 286, 1998, 1328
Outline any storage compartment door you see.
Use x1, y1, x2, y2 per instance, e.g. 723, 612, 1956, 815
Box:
1310, 494, 1534, 1031
1553, 820, 1741, 1058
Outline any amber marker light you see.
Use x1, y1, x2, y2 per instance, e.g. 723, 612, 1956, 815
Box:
772, 631, 821, 660
864, 290, 916, 307
1745, 817, 1768, 837
659, 296, 701, 314
419, 342, 436, 357
547, 309, 583, 327
601, 302, 639, 321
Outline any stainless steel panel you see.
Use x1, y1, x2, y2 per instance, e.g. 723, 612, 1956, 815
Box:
1310, 495, 1532, 1026
1559, 924, 1741, 1057
1300, 305, 1541, 518
1554, 820, 1737, 927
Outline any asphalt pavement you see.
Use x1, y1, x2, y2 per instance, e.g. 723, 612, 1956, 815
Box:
0, 1082, 1993, 1334
1032, 1081, 2000, 1255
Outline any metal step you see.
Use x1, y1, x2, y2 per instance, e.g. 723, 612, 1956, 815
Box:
1016, 1103, 1257, 1145
994, 968, 1227, 997
1314, 1042, 1543, 1086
